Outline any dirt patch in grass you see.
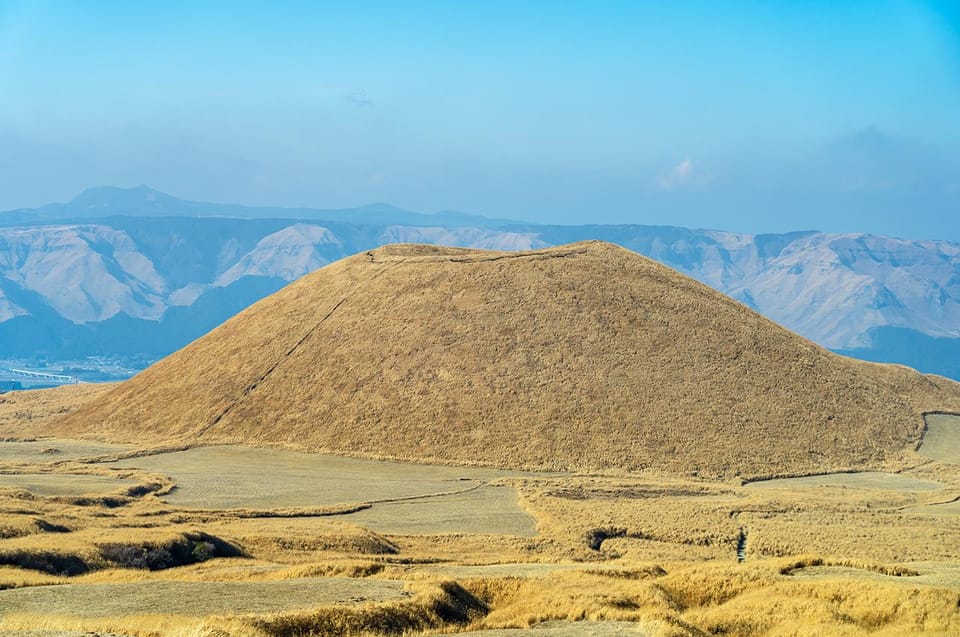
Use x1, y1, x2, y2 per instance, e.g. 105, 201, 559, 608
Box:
744, 471, 942, 491
342, 486, 537, 536
109, 446, 526, 509
919, 413, 960, 464
104, 446, 538, 536
0, 577, 408, 617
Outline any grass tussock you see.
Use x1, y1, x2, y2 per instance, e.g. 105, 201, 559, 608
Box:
778, 556, 920, 577
0, 529, 243, 575
250, 580, 487, 637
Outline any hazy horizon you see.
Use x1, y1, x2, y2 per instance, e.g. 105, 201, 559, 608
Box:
2, 1, 958, 240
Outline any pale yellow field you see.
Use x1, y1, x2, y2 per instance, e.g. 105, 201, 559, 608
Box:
919, 413, 960, 464
0, 576, 408, 616
0, 431, 958, 636
0, 438, 133, 463
0, 473, 137, 497
0, 393, 959, 636
108, 445, 529, 509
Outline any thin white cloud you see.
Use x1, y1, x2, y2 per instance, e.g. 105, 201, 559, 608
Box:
343, 89, 375, 108
656, 159, 711, 191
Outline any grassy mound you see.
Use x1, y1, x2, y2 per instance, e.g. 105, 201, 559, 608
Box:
50, 241, 960, 478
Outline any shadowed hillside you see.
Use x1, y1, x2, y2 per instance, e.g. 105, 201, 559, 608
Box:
51, 241, 960, 478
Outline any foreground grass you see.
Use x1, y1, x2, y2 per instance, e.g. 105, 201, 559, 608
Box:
3, 559, 957, 636
0, 417, 959, 636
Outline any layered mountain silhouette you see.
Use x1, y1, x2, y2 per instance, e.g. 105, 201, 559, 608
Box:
2, 187, 959, 380
55, 242, 960, 477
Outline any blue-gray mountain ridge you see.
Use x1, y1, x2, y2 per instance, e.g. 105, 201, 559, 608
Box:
1, 186, 958, 380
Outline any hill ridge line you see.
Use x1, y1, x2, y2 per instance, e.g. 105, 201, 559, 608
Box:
368, 244, 593, 264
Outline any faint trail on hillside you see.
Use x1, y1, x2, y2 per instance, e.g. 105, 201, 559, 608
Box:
194, 261, 397, 438
361, 480, 488, 505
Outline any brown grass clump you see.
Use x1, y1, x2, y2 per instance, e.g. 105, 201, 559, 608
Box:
0, 527, 243, 575
250, 580, 488, 636
46, 242, 960, 478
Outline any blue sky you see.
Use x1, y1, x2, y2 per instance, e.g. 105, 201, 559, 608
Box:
1, 1, 958, 239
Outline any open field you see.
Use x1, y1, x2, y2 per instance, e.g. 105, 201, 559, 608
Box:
785, 561, 960, 588
111, 446, 528, 509
908, 500, 960, 515
342, 486, 538, 536
0, 439, 133, 464
0, 473, 137, 497
919, 413, 960, 464
0, 577, 408, 616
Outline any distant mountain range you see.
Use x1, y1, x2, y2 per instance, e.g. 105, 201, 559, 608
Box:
0, 185, 517, 228
1, 186, 959, 380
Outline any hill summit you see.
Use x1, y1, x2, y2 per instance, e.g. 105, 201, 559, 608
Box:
55, 241, 960, 477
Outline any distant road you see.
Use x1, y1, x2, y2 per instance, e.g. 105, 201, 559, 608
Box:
1, 367, 79, 385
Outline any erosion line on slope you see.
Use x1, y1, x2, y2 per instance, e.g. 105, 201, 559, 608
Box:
195, 263, 395, 437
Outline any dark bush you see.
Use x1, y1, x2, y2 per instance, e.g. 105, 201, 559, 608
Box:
0, 550, 89, 575
99, 532, 244, 570
584, 526, 628, 551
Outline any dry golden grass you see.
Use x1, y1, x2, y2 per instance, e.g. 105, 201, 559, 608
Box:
45, 242, 960, 479
2, 457, 960, 636
3, 244, 960, 634
0, 383, 113, 438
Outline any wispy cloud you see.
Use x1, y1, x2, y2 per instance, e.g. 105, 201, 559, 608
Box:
656, 159, 712, 191
343, 89, 375, 108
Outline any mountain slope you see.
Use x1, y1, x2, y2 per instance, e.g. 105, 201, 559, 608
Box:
54, 242, 960, 478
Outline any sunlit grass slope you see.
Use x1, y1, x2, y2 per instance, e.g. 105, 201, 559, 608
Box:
51, 241, 960, 478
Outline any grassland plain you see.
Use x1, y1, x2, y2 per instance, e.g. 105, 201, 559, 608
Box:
1, 428, 960, 635
46, 242, 960, 479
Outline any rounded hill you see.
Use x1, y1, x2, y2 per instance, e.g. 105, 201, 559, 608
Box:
55, 241, 960, 477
